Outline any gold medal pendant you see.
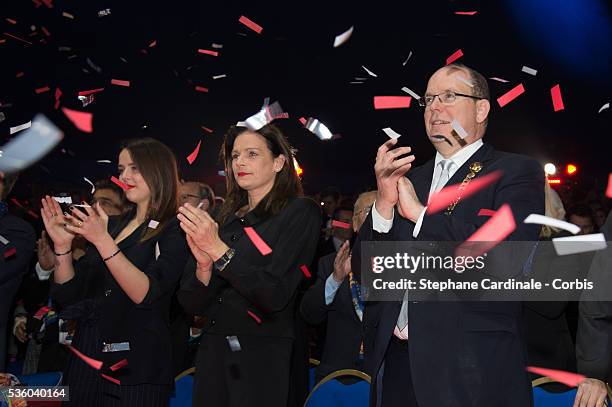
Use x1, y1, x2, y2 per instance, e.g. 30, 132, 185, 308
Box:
445, 161, 482, 215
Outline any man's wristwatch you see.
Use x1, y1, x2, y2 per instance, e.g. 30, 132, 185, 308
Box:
214, 248, 235, 272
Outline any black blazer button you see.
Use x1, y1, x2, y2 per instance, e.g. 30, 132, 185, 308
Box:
231, 234, 237, 241
217, 297, 223, 304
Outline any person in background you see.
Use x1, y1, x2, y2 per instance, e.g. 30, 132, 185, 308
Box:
301, 191, 376, 383
0, 171, 36, 372
179, 181, 216, 213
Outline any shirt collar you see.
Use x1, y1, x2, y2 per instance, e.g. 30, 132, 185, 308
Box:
434, 138, 484, 170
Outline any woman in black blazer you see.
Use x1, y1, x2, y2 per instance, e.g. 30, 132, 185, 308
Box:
177, 124, 321, 407
41, 138, 188, 407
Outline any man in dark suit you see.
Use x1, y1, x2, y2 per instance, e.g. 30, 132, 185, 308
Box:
361, 64, 544, 406
0, 171, 36, 370
301, 191, 376, 382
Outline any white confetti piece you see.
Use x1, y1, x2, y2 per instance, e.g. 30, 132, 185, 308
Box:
598, 102, 609, 113
333, 26, 354, 48
0, 115, 63, 173
211, 43, 223, 49
402, 51, 413, 66
98, 8, 111, 17
521, 66, 537, 76
304, 118, 334, 140
524, 214, 580, 235
0, 235, 9, 245
10, 121, 31, 134
53, 196, 72, 204
218, 170, 226, 176
148, 220, 159, 229
240, 101, 287, 131
212, 74, 227, 80
457, 75, 474, 87
349, 81, 364, 84
552, 233, 607, 256
451, 119, 468, 139
489, 77, 509, 83
401, 86, 420, 100
382, 127, 401, 139
97, 159, 112, 163
155, 242, 160, 259
362, 65, 377, 77
62, 12, 75, 19
83, 177, 95, 194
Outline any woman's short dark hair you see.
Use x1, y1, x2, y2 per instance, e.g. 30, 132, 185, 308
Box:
217, 124, 303, 224
120, 137, 180, 241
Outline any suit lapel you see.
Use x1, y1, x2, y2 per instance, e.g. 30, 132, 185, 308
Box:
412, 159, 435, 206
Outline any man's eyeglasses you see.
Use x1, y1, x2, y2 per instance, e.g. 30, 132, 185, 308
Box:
418, 90, 483, 107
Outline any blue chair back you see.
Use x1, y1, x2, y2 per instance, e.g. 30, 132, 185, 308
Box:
169, 368, 194, 407
533, 386, 577, 407
16, 371, 62, 387
305, 369, 370, 407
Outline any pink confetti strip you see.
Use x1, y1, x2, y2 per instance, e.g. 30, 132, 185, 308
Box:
186, 140, 201, 164
54, 87, 62, 109
201, 126, 213, 133
3, 32, 33, 45
62, 107, 93, 133
298, 117, 307, 125
606, 173, 612, 198
247, 310, 262, 324
244, 226, 272, 255
239, 15, 263, 34
550, 84, 564, 112
110, 176, 133, 191
455, 204, 516, 258
454, 11, 478, 15
446, 49, 464, 65
527, 366, 585, 387
35, 86, 50, 94
4, 247, 17, 259
16, 72, 25, 78
27, 210, 40, 219
489, 77, 509, 83
198, 49, 219, 56
195, 86, 209, 92
41, 26, 50, 36
109, 358, 128, 372
110, 79, 130, 87
101, 374, 120, 385
79, 88, 104, 96
6, 18, 17, 24
373, 96, 412, 109
427, 171, 503, 214
496, 84, 525, 107
478, 209, 496, 217
67, 345, 103, 370
332, 220, 351, 229
148, 40, 157, 48
300, 265, 312, 278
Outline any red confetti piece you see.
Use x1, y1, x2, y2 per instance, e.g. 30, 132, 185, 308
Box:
247, 310, 262, 324
186, 140, 202, 164
111, 79, 130, 87
35, 86, 50, 94
33, 306, 50, 320
109, 358, 128, 372
446, 49, 464, 65
54, 87, 62, 109
78, 88, 104, 96
27, 209, 40, 219
527, 366, 585, 387
148, 40, 157, 48
41, 26, 50, 36
201, 126, 213, 133
3, 247, 17, 259
298, 117, 307, 125
456, 204, 515, 258
101, 374, 120, 385
4, 32, 33, 45
300, 264, 312, 278
15, 72, 25, 78
454, 11, 478, 15
244, 226, 272, 255
10, 198, 23, 208
6, 18, 17, 25
606, 173, 612, 198
32, 0, 42, 7
239, 15, 263, 34
62, 107, 93, 133
110, 176, 133, 191
550, 84, 564, 112
0, 39, 5, 44
67, 345, 103, 370
373, 96, 412, 109
332, 220, 351, 229
41, 0, 53, 8
198, 49, 219, 56
195, 86, 209, 93
478, 209, 497, 217
496, 83, 525, 108
426, 171, 503, 215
